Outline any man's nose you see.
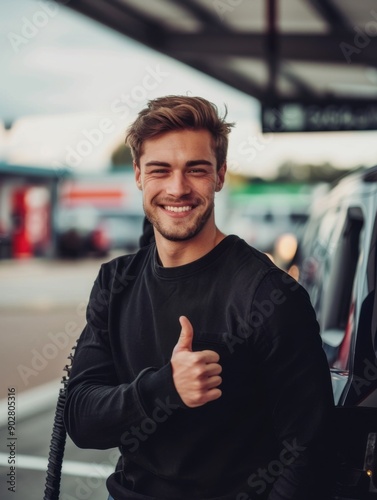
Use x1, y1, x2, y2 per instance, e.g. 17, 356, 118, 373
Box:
166, 172, 191, 197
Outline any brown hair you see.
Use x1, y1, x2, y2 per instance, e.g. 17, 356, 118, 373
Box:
125, 95, 234, 170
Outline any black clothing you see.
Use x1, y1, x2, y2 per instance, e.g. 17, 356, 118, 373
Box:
139, 217, 155, 247
64, 235, 334, 499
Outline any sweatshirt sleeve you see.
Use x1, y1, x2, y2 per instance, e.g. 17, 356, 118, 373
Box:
250, 270, 334, 500
63, 262, 186, 450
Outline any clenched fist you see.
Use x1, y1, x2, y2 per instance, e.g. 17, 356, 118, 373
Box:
171, 316, 222, 408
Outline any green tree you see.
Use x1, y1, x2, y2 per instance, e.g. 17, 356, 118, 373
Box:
110, 142, 133, 171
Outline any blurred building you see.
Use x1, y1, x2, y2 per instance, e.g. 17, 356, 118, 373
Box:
0, 166, 148, 259
0, 164, 70, 259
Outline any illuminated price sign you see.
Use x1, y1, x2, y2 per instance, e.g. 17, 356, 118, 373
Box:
262, 101, 377, 132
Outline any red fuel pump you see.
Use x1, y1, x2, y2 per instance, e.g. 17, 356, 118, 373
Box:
11, 187, 32, 258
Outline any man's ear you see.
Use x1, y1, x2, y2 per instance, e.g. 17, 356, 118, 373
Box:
133, 162, 142, 190
215, 163, 227, 192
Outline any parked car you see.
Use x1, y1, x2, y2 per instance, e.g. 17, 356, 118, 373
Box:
294, 165, 377, 498
0, 224, 12, 259
226, 205, 308, 254
56, 206, 110, 258
100, 212, 144, 251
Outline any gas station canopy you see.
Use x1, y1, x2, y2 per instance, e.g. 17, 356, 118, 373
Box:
0, 164, 71, 182
58, 0, 377, 132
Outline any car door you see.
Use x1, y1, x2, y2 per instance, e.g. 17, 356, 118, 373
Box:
330, 208, 377, 499
298, 182, 377, 498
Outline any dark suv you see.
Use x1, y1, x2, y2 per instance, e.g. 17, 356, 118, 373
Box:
295, 165, 377, 498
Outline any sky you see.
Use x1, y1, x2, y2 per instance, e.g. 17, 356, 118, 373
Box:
0, 1, 259, 174
1, 0, 377, 178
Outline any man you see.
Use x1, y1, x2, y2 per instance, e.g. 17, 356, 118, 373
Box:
64, 95, 334, 499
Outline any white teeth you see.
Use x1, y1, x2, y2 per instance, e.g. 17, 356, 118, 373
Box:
164, 206, 192, 213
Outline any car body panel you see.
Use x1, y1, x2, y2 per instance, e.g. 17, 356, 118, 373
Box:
296, 166, 377, 497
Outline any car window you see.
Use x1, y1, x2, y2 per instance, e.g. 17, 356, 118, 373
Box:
344, 211, 377, 405
368, 215, 377, 356
322, 207, 364, 332
299, 205, 364, 368
299, 206, 342, 321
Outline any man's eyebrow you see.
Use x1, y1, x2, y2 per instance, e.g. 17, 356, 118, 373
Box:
186, 159, 214, 167
144, 159, 214, 168
144, 161, 171, 167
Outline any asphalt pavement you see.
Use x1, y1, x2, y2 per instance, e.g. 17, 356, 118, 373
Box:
0, 253, 124, 500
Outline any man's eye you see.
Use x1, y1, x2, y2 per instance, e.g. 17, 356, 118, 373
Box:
188, 168, 207, 174
151, 169, 169, 174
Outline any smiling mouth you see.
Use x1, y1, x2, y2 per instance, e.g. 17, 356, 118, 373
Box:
163, 205, 193, 213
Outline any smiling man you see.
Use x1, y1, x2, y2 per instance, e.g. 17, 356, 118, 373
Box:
135, 128, 226, 264
64, 96, 334, 500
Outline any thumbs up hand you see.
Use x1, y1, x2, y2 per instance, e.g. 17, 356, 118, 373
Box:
173, 315, 194, 353
171, 316, 222, 408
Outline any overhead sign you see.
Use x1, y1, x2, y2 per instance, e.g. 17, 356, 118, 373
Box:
261, 100, 377, 133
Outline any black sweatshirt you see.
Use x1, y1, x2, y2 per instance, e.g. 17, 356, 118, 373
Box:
64, 235, 334, 500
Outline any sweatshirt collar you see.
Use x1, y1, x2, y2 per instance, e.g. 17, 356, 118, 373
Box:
152, 235, 238, 279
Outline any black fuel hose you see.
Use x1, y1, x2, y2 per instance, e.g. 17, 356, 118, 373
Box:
43, 347, 76, 500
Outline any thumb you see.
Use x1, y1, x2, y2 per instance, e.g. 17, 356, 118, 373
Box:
174, 316, 194, 352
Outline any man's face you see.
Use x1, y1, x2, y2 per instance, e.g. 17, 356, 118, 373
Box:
134, 129, 226, 242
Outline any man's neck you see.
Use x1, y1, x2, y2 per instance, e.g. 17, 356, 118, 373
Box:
155, 227, 226, 267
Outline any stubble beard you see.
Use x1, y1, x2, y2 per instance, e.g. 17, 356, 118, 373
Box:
144, 200, 215, 242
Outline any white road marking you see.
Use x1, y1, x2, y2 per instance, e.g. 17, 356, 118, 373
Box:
0, 452, 114, 477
